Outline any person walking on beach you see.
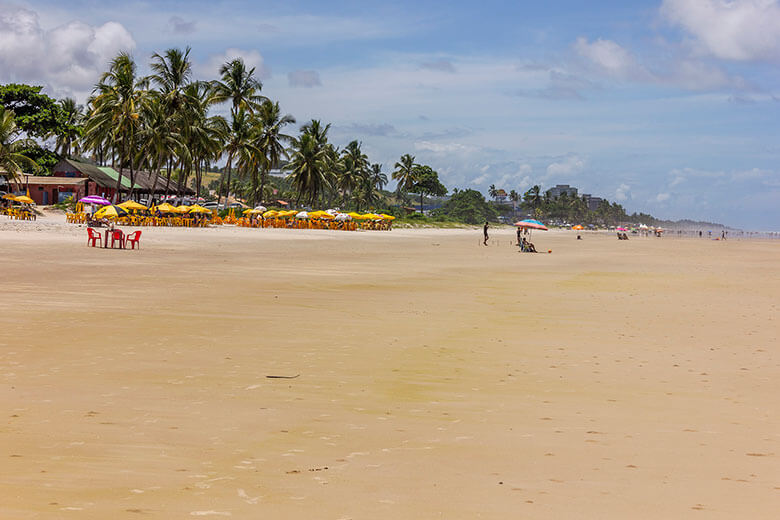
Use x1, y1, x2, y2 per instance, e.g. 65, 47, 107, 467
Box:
483, 221, 489, 246
516, 226, 522, 246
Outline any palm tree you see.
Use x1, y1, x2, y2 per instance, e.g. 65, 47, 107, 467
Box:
149, 47, 193, 113
256, 100, 295, 205
524, 185, 541, 212
53, 98, 83, 159
338, 140, 369, 208
488, 184, 498, 201
211, 58, 266, 113
509, 189, 519, 218
138, 94, 183, 204
86, 52, 148, 199
0, 106, 38, 187
218, 108, 260, 207
286, 131, 331, 206
392, 153, 416, 204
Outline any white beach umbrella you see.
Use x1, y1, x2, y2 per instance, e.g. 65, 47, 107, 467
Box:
296, 211, 309, 219
334, 213, 351, 221
254, 205, 267, 212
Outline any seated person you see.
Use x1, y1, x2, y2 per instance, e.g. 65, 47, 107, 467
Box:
622, 232, 629, 240
521, 237, 537, 253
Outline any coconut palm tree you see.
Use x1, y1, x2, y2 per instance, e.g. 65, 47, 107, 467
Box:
211, 58, 266, 113
149, 47, 193, 113
217, 108, 261, 206
488, 184, 498, 201
370, 163, 387, 191
0, 106, 38, 187
338, 140, 369, 208
138, 94, 183, 204
286, 131, 331, 206
392, 153, 416, 204
524, 185, 541, 211
86, 52, 149, 199
53, 98, 83, 159
256, 100, 295, 205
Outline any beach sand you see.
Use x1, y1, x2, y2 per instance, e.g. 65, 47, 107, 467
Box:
1, 216, 778, 518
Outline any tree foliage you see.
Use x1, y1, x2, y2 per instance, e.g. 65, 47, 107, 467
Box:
432, 189, 497, 224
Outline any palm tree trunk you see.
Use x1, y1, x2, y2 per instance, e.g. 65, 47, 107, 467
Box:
165, 157, 172, 197
219, 152, 233, 208
114, 143, 124, 202
420, 192, 424, 214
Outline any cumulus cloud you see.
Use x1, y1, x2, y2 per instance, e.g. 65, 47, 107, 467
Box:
661, 0, 780, 62
287, 69, 322, 87
546, 154, 585, 178
196, 48, 270, 81
574, 37, 649, 80
414, 141, 475, 154
420, 59, 456, 73
656, 192, 671, 202
0, 7, 135, 99
168, 16, 196, 35
615, 183, 631, 201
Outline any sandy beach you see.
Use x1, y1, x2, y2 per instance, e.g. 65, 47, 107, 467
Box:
1, 216, 778, 519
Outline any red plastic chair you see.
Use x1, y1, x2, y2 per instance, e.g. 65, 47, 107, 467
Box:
87, 228, 102, 247
125, 230, 142, 249
110, 229, 125, 248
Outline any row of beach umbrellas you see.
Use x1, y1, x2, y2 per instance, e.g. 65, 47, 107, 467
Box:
3, 193, 35, 204
244, 207, 395, 221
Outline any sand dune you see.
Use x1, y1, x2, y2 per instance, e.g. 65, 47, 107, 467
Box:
1, 219, 778, 518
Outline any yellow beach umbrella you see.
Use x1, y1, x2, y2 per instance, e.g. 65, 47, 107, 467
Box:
154, 203, 178, 213
118, 200, 148, 211
175, 205, 190, 213
263, 210, 278, 218
188, 204, 212, 214
14, 195, 34, 204
347, 212, 362, 219
93, 204, 128, 219
379, 214, 395, 220
2, 193, 17, 200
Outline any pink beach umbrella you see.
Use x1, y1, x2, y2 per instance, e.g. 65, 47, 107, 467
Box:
78, 195, 111, 205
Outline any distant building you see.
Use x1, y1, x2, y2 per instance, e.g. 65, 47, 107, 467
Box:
581, 193, 604, 211
546, 184, 578, 199
495, 188, 507, 203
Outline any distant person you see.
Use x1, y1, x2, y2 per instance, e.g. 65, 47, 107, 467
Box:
483, 221, 489, 246
522, 237, 537, 253
721, 230, 726, 240
699, 230, 702, 237
577, 234, 582, 240
516, 227, 522, 245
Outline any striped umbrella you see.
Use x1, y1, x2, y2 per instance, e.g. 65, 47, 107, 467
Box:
93, 204, 128, 219
79, 195, 111, 205
514, 219, 548, 231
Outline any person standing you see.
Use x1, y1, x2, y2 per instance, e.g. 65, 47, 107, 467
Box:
483, 221, 489, 246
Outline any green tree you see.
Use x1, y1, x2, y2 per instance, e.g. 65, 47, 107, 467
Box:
0, 84, 64, 138
286, 121, 332, 205
211, 58, 266, 112
433, 188, 497, 224
256, 100, 295, 205
410, 164, 447, 213
52, 98, 83, 159
0, 106, 39, 185
392, 153, 416, 204
86, 52, 149, 198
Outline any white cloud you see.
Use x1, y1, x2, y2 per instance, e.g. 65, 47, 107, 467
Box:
195, 48, 270, 81
414, 141, 475, 154
615, 183, 631, 201
0, 7, 135, 100
661, 0, 780, 62
574, 37, 649, 80
546, 154, 585, 177
656, 192, 671, 202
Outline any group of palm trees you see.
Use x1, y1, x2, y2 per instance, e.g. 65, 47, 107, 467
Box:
80, 47, 298, 206
1, 47, 433, 211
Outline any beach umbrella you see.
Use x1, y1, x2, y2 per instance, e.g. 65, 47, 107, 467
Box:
572, 224, 584, 230
79, 195, 111, 205
296, 211, 309, 219
616, 227, 627, 232
93, 204, 128, 219
13, 195, 35, 204
118, 200, 148, 211
514, 218, 548, 231
188, 204, 212, 214
334, 213, 351, 221
254, 205, 267, 212
175, 205, 191, 213
154, 203, 178, 213
379, 214, 396, 220
263, 210, 278, 218
2, 193, 17, 200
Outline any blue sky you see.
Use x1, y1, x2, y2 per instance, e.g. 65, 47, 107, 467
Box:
1, 0, 779, 229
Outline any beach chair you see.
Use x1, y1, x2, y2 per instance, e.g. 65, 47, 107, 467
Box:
87, 228, 102, 247
125, 230, 142, 249
110, 229, 125, 248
